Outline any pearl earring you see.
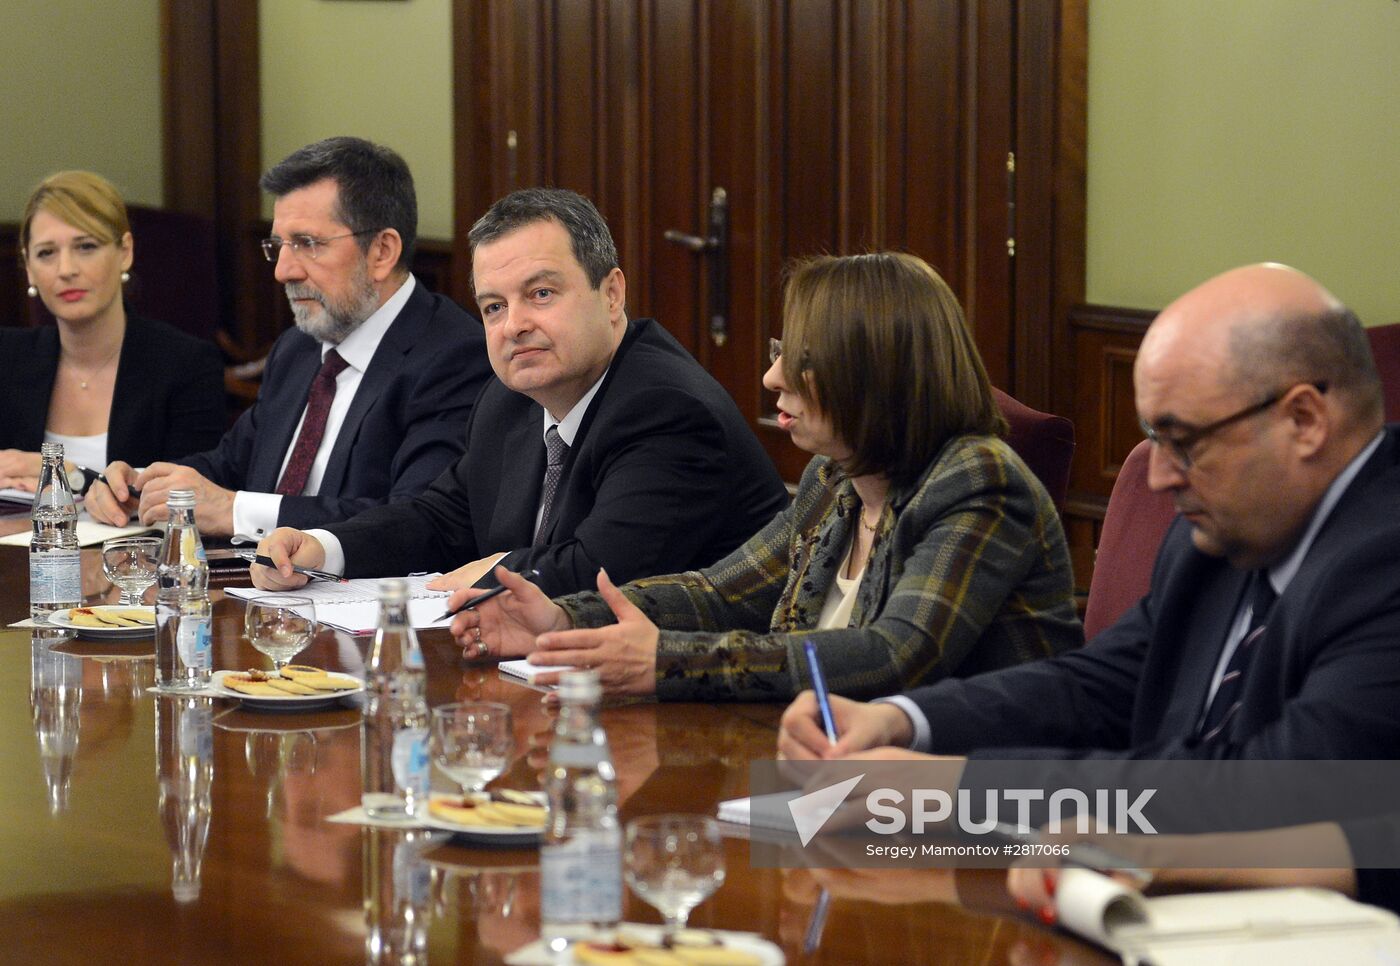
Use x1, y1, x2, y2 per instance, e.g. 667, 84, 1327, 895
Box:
27, 285, 37, 298
121, 271, 130, 283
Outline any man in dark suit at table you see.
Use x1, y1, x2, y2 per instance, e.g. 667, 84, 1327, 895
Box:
252, 187, 788, 600
780, 263, 1400, 764
86, 137, 491, 540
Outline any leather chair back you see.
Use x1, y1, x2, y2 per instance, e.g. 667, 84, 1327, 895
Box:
992, 387, 1075, 511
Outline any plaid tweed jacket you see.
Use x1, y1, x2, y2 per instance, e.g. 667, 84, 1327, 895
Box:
555, 433, 1082, 701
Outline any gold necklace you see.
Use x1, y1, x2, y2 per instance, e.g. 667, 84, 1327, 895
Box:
860, 508, 883, 533
65, 344, 121, 390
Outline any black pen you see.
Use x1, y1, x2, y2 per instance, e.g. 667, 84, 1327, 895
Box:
434, 568, 540, 622
251, 553, 348, 584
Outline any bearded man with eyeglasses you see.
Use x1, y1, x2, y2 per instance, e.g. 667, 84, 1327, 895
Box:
86, 137, 491, 539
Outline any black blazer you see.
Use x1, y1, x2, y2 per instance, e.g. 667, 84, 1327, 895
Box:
902, 426, 1400, 761
179, 281, 491, 530
330, 318, 791, 597
0, 314, 225, 467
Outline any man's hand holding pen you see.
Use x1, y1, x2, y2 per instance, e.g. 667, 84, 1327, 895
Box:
251, 527, 333, 589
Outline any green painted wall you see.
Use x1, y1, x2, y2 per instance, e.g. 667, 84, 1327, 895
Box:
259, 0, 454, 241
0, 0, 163, 220
1087, 0, 1400, 324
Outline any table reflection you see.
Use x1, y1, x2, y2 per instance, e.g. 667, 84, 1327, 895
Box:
30, 633, 82, 813
364, 827, 443, 965
155, 695, 213, 903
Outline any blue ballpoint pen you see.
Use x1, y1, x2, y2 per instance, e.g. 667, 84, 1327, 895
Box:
801, 638, 836, 953
803, 638, 839, 745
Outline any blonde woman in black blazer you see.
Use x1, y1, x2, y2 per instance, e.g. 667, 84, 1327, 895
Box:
1, 171, 223, 493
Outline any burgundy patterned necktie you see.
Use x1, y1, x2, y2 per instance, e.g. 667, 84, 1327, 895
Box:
275, 349, 350, 496
1198, 570, 1277, 742
533, 426, 569, 544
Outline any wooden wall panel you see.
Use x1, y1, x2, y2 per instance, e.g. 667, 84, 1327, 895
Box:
450, 0, 1080, 489
902, 0, 965, 291
1062, 302, 1154, 592
643, 0, 703, 356
0, 226, 23, 328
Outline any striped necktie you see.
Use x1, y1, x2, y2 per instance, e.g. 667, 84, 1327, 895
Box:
1198, 570, 1277, 742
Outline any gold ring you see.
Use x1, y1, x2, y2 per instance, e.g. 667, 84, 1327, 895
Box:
476, 640, 489, 658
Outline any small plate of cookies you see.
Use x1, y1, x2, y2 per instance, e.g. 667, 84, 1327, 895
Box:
211, 665, 364, 711
47, 605, 157, 639
421, 790, 549, 845
507, 926, 780, 965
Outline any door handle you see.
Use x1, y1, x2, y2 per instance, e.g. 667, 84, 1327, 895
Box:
663, 187, 729, 346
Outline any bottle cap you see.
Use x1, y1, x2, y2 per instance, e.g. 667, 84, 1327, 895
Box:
378, 578, 409, 602
167, 489, 196, 509
558, 669, 602, 703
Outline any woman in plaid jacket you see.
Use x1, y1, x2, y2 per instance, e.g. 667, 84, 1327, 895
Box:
453, 252, 1081, 701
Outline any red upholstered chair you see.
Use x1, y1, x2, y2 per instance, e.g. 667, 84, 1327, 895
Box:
992, 387, 1075, 511
1082, 438, 1177, 640
1365, 323, 1400, 422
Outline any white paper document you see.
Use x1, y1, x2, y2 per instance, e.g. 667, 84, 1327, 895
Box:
0, 520, 156, 548
225, 574, 452, 634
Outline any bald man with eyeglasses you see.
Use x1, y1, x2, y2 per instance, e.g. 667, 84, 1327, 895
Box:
780, 263, 1400, 765
86, 136, 491, 539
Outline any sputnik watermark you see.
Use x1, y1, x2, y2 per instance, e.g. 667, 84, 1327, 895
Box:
786, 776, 1157, 844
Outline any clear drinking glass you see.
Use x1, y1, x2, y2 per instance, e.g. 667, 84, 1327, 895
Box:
243, 595, 316, 672
101, 536, 162, 606
430, 702, 514, 796
624, 814, 726, 938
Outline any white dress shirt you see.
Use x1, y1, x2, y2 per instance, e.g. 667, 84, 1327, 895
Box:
232, 275, 417, 543
312, 367, 609, 577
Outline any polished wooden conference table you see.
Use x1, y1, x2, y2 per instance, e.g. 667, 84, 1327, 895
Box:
0, 522, 1110, 965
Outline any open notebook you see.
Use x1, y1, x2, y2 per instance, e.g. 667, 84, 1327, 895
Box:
225, 574, 451, 634
1054, 867, 1400, 965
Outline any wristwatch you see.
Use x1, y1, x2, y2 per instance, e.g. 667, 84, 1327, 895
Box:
65, 465, 100, 497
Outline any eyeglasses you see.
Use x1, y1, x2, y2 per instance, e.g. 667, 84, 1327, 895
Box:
768, 338, 810, 367
1139, 381, 1328, 471
259, 229, 377, 263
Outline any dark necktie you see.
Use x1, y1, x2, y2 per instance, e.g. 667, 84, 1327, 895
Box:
275, 349, 350, 496
1198, 570, 1277, 742
533, 426, 569, 545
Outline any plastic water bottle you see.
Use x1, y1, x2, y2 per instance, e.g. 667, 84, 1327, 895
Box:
156, 695, 213, 903
541, 670, 622, 952
362, 578, 430, 819
29, 442, 80, 621
154, 489, 212, 692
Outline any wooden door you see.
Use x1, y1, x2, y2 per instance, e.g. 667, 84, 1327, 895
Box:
453, 0, 1077, 483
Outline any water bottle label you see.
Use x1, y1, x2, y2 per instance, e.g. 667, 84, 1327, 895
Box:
180, 705, 214, 760
391, 728, 430, 796
29, 551, 81, 604
393, 838, 432, 905
549, 742, 611, 768
177, 617, 212, 671
541, 835, 623, 922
